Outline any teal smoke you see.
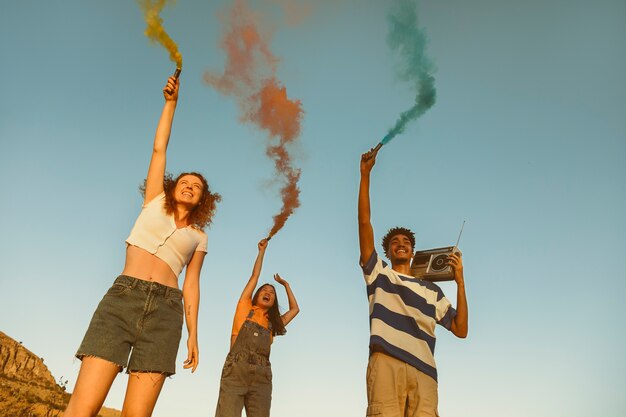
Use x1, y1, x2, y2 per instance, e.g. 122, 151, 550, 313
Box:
381, 0, 436, 145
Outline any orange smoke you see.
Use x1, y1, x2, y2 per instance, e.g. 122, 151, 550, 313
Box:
137, 0, 182, 68
252, 83, 303, 237
269, 0, 313, 26
249, 83, 302, 144
205, 0, 304, 238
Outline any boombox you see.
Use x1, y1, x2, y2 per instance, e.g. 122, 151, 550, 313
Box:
410, 246, 461, 282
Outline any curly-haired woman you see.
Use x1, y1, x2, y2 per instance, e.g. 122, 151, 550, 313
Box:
64, 75, 221, 417
215, 238, 300, 417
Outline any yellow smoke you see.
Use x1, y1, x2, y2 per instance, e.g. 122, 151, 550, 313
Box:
137, 0, 182, 68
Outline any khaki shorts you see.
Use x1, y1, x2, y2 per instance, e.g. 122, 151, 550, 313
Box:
76, 275, 184, 375
366, 352, 439, 417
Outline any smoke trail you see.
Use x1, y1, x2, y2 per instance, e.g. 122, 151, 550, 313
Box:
269, 0, 313, 26
205, 0, 303, 238
137, 0, 183, 68
381, 0, 436, 145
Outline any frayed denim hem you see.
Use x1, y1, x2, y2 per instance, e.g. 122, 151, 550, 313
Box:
127, 369, 174, 378
75, 353, 125, 372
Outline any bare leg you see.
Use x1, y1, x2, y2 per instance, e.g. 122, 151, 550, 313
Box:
63, 357, 121, 417
120, 372, 166, 417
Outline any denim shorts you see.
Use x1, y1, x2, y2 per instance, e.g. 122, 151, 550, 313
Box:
76, 275, 184, 375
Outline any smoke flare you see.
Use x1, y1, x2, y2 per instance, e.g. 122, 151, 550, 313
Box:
205, 0, 303, 238
137, 0, 183, 68
381, 0, 436, 145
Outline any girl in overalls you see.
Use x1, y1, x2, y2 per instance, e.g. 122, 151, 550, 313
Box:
215, 238, 300, 417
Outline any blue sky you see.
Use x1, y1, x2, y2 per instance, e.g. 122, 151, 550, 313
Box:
1, 1, 625, 416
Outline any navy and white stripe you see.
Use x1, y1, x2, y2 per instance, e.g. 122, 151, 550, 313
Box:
362, 250, 456, 382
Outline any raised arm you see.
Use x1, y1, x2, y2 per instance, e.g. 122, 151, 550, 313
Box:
358, 148, 379, 265
239, 239, 269, 302
181, 249, 206, 372
448, 252, 468, 338
144, 76, 179, 204
274, 274, 300, 327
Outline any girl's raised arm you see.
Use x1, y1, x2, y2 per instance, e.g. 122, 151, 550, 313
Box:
274, 274, 300, 327
144, 76, 179, 204
239, 239, 269, 302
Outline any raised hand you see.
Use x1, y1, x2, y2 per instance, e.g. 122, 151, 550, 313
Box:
360, 146, 379, 174
163, 76, 179, 102
274, 273, 288, 286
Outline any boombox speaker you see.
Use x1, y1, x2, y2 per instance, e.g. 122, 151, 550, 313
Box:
410, 246, 461, 282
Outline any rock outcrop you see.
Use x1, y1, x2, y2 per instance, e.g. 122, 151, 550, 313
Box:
0, 331, 120, 417
0, 331, 57, 387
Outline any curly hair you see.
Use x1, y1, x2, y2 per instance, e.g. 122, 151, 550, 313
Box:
381, 226, 415, 258
253, 284, 286, 337
140, 172, 221, 230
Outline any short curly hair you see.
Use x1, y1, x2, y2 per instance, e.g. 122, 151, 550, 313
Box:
140, 172, 221, 230
381, 227, 415, 258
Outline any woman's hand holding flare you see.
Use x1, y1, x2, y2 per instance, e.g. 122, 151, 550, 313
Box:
163, 76, 179, 102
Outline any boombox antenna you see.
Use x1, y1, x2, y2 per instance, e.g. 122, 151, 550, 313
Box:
453, 220, 466, 250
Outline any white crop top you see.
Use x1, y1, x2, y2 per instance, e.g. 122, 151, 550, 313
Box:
126, 192, 208, 277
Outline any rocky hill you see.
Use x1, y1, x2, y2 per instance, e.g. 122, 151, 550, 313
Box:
0, 331, 120, 417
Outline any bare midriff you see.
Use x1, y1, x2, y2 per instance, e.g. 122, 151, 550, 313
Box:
121, 245, 179, 289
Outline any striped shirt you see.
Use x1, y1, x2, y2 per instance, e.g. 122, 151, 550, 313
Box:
362, 250, 456, 382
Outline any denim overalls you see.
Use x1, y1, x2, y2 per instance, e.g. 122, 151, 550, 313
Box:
215, 310, 273, 417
